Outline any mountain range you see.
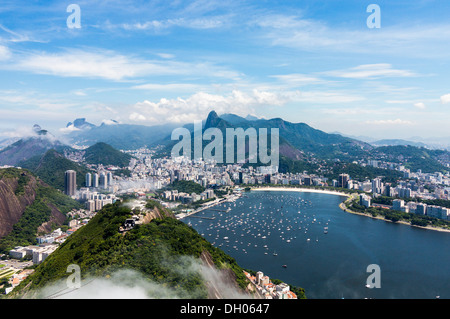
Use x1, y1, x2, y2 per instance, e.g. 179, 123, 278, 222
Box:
64, 118, 179, 150
0, 111, 449, 174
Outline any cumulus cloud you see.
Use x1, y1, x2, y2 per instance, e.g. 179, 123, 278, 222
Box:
129, 112, 147, 121
440, 94, 450, 104
128, 89, 296, 124
1, 125, 58, 142
414, 102, 426, 109
59, 124, 80, 134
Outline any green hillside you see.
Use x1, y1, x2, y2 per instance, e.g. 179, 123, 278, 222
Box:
11, 200, 280, 299
84, 142, 133, 167
163, 180, 205, 194
20, 149, 91, 191
0, 168, 83, 253
372, 145, 449, 173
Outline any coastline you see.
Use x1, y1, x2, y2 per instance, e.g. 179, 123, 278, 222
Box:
251, 186, 450, 234
250, 186, 349, 198
339, 201, 450, 233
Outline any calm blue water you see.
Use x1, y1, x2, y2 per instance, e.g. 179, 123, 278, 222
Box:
182, 190, 450, 299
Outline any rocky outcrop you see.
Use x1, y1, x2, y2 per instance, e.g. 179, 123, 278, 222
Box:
37, 202, 67, 234
199, 250, 256, 299
141, 204, 175, 224
0, 171, 38, 238
0, 168, 69, 239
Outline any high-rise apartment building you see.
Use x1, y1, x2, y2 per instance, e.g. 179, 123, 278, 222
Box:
338, 173, 349, 188
64, 170, 77, 196
92, 173, 99, 188
85, 173, 92, 187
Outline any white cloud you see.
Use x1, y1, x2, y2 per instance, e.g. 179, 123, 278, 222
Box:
121, 15, 231, 32
0, 24, 39, 44
129, 112, 147, 121
440, 94, 450, 104
59, 124, 80, 134
414, 102, 426, 109
0, 90, 77, 110
9, 48, 240, 81
251, 14, 354, 53
156, 53, 175, 59
131, 83, 203, 92
270, 73, 323, 86
0, 45, 11, 60
251, 14, 450, 58
1, 125, 41, 139
14, 49, 144, 81
365, 119, 413, 125
324, 64, 417, 79
129, 89, 294, 124
101, 119, 119, 125
72, 90, 87, 96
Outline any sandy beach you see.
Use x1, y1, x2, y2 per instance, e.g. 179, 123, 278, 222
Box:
251, 186, 350, 198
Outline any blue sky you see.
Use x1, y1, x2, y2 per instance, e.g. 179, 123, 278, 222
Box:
1, 0, 450, 142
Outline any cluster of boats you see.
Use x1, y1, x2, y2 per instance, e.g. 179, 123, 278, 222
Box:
185, 192, 333, 269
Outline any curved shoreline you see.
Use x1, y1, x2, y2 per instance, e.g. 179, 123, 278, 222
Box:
250, 186, 349, 198
250, 186, 450, 233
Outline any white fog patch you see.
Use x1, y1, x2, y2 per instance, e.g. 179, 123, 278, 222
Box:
34, 256, 250, 299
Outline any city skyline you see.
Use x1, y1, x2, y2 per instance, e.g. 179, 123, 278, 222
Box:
1, 1, 450, 142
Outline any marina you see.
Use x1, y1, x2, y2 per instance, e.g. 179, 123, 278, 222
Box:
182, 190, 450, 299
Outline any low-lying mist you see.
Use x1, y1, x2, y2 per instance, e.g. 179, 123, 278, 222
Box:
33, 255, 250, 299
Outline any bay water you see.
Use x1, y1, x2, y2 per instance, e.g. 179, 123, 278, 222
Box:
182, 190, 450, 299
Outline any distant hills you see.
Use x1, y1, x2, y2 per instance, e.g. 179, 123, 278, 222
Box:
370, 139, 429, 148
371, 145, 450, 173
16, 142, 133, 190
64, 118, 179, 150
59, 111, 448, 174
83, 142, 133, 167
20, 149, 92, 191
0, 136, 69, 167
0, 120, 132, 168
66, 118, 96, 130
0, 126, 133, 190
0, 124, 72, 166
1, 113, 449, 175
